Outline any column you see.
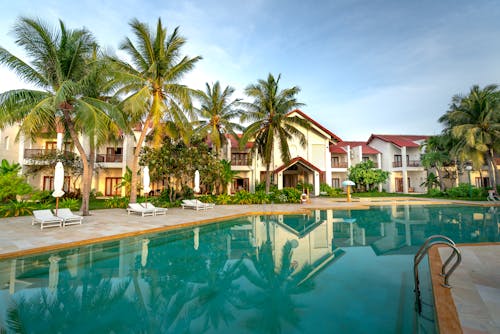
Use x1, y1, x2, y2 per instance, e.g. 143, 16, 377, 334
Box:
314, 171, 320, 196
402, 146, 408, 193
325, 141, 332, 187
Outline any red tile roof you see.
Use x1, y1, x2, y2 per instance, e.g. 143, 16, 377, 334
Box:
287, 109, 342, 142
274, 156, 323, 174
367, 134, 428, 148
329, 141, 380, 154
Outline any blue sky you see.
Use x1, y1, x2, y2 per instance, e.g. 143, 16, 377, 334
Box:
1, 0, 499, 140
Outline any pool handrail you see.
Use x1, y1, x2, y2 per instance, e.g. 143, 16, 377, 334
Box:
413, 235, 461, 314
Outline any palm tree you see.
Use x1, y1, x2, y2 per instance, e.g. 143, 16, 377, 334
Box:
0, 17, 117, 215
108, 18, 201, 203
241, 74, 307, 193
420, 135, 451, 191
193, 81, 244, 156
439, 85, 500, 186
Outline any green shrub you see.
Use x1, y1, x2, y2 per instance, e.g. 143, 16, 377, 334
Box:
30, 190, 54, 203
427, 188, 444, 197
281, 187, 301, 203
253, 190, 270, 204
233, 190, 253, 204
105, 196, 129, 208
0, 201, 33, 217
445, 184, 486, 199
319, 183, 343, 197
214, 194, 232, 205
60, 198, 81, 211
255, 181, 278, 193
0, 174, 32, 203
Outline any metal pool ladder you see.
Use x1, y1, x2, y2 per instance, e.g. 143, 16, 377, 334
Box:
413, 235, 462, 313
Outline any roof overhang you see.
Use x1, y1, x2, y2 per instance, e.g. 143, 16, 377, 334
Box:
274, 156, 323, 174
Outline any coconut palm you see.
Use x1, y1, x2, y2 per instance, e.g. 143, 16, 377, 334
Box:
0, 17, 118, 215
439, 85, 500, 186
108, 18, 201, 203
193, 81, 244, 156
241, 74, 308, 193
420, 135, 451, 191
240, 239, 315, 333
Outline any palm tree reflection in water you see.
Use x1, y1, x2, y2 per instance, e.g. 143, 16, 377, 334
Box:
2, 222, 316, 333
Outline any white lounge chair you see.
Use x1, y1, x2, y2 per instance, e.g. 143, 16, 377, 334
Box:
141, 203, 168, 215
127, 203, 155, 217
56, 208, 83, 227
181, 199, 215, 210
193, 199, 215, 209
32, 210, 63, 230
487, 190, 500, 202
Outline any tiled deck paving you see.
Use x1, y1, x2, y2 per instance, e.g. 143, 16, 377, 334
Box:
0, 197, 498, 333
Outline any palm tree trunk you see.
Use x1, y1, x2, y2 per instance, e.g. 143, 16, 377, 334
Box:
435, 166, 445, 191
265, 162, 271, 193
487, 149, 499, 186
130, 116, 151, 203
84, 143, 96, 213
62, 109, 91, 215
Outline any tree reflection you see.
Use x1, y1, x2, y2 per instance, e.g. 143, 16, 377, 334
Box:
241, 239, 315, 334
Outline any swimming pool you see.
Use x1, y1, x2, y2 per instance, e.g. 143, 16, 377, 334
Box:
0, 205, 498, 333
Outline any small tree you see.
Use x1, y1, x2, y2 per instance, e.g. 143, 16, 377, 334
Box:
348, 160, 389, 191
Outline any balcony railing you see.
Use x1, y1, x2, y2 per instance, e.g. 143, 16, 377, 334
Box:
393, 160, 422, 168
332, 161, 348, 168
393, 161, 403, 168
231, 157, 252, 166
408, 160, 422, 167
96, 154, 123, 163
24, 149, 74, 159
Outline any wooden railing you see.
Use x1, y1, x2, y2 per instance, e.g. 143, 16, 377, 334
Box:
24, 149, 74, 159
231, 157, 252, 166
332, 161, 348, 168
96, 154, 123, 163
393, 160, 421, 168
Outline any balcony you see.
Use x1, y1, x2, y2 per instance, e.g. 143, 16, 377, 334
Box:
96, 154, 123, 163
231, 157, 252, 166
332, 161, 348, 168
392, 160, 422, 168
24, 149, 74, 159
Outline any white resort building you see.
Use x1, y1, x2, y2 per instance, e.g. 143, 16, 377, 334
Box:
3, 109, 492, 196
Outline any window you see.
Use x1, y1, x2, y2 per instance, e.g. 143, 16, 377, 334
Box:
393, 155, 402, 167
45, 141, 57, 150
43, 176, 70, 192
332, 178, 340, 188
105, 177, 122, 196
4, 136, 9, 150
232, 178, 249, 193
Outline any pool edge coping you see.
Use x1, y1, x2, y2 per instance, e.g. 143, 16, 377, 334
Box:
429, 242, 500, 334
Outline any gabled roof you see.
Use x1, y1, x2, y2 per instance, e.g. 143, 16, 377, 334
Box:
329, 141, 380, 154
274, 156, 323, 174
287, 109, 342, 143
367, 134, 428, 148
226, 134, 253, 149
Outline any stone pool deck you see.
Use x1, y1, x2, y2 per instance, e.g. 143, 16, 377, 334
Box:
0, 196, 498, 333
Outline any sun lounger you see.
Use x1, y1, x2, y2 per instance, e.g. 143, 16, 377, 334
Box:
127, 203, 155, 217
181, 199, 215, 210
55, 208, 83, 227
487, 190, 500, 202
141, 203, 168, 215
32, 209, 63, 230
193, 199, 215, 209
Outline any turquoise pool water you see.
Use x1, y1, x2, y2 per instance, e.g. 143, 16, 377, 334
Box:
0, 205, 498, 333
